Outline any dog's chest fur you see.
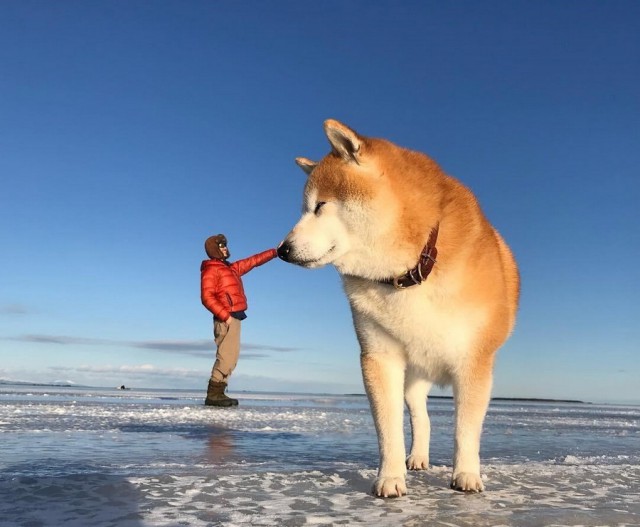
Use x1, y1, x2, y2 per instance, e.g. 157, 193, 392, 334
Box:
344, 276, 486, 384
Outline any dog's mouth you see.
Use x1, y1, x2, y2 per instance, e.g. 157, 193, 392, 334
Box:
278, 244, 336, 268
297, 245, 337, 267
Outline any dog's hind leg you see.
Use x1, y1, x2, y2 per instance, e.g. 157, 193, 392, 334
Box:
450, 362, 493, 492
404, 369, 432, 471
361, 352, 407, 498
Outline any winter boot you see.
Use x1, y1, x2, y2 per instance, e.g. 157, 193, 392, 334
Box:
205, 380, 239, 407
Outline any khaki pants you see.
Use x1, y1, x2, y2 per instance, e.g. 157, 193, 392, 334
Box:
211, 318, 241, 382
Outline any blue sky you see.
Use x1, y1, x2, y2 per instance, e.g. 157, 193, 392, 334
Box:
1, 1, 638, 403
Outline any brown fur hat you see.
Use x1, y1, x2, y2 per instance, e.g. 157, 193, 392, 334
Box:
205, 234, 228, 259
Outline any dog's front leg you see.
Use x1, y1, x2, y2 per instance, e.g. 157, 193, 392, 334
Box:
404, 369, 432, 471
451, 367, 493, 492
361, 352, 407, 497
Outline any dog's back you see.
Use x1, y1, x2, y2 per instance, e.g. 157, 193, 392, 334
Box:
341, 134, 519, 361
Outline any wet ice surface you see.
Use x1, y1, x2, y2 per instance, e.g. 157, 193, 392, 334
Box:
1, 386, 639, 526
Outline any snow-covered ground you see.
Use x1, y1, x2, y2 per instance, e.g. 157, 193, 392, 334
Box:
1, 386, 638, 526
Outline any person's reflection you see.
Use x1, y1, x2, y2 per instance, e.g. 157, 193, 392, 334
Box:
205, 427, 236, 464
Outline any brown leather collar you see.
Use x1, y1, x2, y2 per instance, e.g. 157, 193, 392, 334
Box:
381, 224, 439, 289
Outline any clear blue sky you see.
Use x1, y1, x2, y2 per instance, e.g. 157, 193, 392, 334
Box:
1, 1, 638, 403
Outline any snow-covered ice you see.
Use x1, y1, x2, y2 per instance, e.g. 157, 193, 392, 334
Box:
1, 385, 638, 526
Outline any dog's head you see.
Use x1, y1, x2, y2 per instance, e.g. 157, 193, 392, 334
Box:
278, 120, 432, 280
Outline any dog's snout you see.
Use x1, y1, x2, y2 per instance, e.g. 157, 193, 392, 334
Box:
277, 241, 292, 262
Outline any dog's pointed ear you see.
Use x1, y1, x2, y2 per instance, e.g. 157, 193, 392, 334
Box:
324, 119, 362, 163
295, 157, 317, 176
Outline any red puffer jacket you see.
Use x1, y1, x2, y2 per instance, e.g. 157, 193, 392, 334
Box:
201, 249, 277, 321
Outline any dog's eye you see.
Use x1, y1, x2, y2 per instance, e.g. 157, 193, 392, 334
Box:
314, 202, 326, 215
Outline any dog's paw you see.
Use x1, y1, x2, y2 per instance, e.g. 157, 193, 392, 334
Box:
372, 476, 407, 498
406, 454, 429, 471
450, 472, 484, 493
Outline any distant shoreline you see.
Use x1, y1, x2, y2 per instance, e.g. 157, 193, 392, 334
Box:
0, 381, 594, 405
490, 396, 587, 404
345, 393, 589, 404
0, 380, 82, 388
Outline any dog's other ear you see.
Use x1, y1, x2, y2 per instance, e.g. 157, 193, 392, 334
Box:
324, 119, 361, 163
295, 157, 317, 175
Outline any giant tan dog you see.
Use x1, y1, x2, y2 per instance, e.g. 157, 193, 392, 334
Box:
278, 120, 519, 497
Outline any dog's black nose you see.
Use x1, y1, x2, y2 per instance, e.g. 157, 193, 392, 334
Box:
277, 241, 292, 262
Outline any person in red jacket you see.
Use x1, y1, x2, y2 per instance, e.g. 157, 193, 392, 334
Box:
201, 234, 277, 407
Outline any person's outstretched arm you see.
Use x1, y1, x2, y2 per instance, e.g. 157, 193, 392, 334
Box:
233, 248, 278, 276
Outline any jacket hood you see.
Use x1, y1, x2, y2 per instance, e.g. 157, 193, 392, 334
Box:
205, 234, 229, 260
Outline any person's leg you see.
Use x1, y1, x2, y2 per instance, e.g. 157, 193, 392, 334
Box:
211, 318, 241, 382
205, 319, 241, 407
